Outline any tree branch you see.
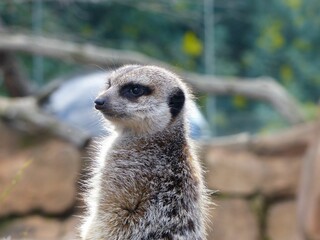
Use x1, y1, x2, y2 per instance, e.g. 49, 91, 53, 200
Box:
201, 121, 320, 155
0, 31, 305, 124
0, 96, 90, 148
186, 73, 305, 124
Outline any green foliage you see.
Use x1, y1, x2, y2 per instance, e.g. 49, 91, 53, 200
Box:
243, 0, 320, 102
0, 1, 204, 79
300, 102, 319, 121
0, 0, 319, 135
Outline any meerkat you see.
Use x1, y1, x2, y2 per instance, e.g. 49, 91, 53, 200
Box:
81, 65, 209, 240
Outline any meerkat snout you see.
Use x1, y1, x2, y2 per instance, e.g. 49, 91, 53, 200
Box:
94, 98, 106, 109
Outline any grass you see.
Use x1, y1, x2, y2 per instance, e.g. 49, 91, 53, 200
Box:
0, 159, 33, 205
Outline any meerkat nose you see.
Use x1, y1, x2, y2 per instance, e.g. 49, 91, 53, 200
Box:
94, 98, 105, 109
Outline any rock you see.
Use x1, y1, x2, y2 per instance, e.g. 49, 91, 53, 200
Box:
60, 216, 81, 240
297, 136, 320, 240
260, 155, 301, 197
0, 215, 80, 240
204, 147, 302, 197
0, 215, 63, 240
266, 200, 300, 240
207, 198, 260, 240
204, 148, 263, 196
0, 123, 20, 153
0, 123, 81, 216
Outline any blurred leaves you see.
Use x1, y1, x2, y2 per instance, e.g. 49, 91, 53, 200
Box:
283, 0, 302, 10
244, 0, 320, 102
232, 95, 248, 109
0, 0, 319, 136
280, 64, 294, 86
301, 102, 319, 121
257, 20, 285, 51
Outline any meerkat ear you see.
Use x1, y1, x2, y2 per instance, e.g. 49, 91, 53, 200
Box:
168, 87, 185, 118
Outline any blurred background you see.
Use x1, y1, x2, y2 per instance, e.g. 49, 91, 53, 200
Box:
0, 0, 319, 239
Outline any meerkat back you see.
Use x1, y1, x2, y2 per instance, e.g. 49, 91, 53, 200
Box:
81, 65, 208, 240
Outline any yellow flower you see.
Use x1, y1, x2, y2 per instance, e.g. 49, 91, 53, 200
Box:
182, 31, 203, 57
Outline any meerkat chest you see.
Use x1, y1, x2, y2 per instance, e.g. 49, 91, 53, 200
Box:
99, 139, 199, 204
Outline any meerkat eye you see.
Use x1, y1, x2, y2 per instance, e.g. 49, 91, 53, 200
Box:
106, 79, 111, 89
119, 83, 153, 100
130, 85, 144, 96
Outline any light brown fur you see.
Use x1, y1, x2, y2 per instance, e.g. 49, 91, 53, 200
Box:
81, 65, 209, 240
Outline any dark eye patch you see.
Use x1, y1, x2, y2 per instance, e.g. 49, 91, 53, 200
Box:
168, 87, 185, 118
119, 83, 153, 100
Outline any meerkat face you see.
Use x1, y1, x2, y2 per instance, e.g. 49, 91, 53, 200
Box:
94, 65, 187, 134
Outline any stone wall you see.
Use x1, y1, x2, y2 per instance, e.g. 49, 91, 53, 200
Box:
0, 123, 81, 239
203, 144, 302, 240
0, 121, 319, 239
202, 121, 320, 240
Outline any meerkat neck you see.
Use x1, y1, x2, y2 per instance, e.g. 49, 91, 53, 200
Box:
118, 116, 187, 141
108, 118, 188, 158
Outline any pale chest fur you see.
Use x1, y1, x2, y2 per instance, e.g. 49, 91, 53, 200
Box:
83, 127, 206, 240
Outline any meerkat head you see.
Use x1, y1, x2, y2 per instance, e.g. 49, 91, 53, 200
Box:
94, 65, 189, 135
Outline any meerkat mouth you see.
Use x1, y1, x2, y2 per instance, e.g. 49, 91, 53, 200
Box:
101, 109, 128, 119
